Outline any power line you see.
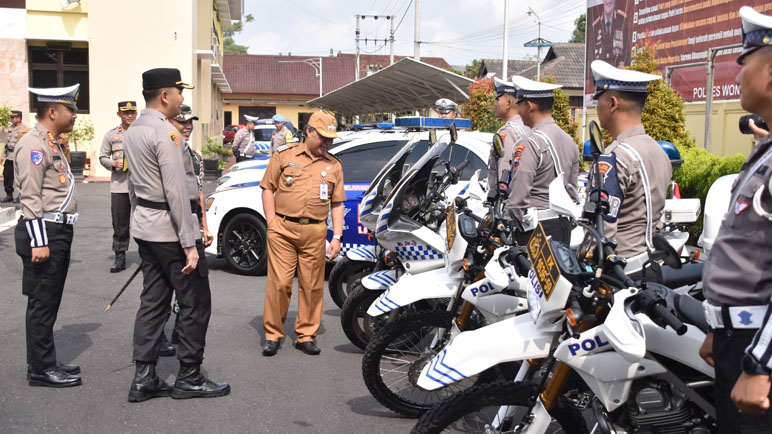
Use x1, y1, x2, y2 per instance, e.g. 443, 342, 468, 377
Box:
393, 0, 413, 35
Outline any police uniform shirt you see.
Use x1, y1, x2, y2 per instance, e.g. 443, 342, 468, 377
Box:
232, 127, 253, 156
488, 114, 530, 192
13, 124, 76, 243
593, 8, 626, 66
4, 122, 27, 161
98, 125, 129, 193
260, 142, 346, 220
123, 108, 199, 248
603, 125, 672, 258
703, 135, 772, 307
269, 126, 292, 155
505, 117, 579, 219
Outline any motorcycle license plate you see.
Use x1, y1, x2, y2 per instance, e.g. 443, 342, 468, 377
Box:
526, 223, 560, 301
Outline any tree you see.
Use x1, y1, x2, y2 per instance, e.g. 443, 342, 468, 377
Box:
65, 117, 94, 152
569, 14, 586, 44
462, 78, 502, 133
464, 59, 483, 79
223, 14, 254, 55
448, 67, 463, 76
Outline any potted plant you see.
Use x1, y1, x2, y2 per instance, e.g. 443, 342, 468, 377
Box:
201, 136, 229, 180
65, 117, 94, 180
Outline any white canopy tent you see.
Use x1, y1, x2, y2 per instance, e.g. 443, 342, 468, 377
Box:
307, 58, 474, 117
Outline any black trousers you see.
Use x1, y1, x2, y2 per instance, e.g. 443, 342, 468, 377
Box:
713, 327, 772, 434
110, 193, 130, 252
132, 239, 211, 364
515, 217, 571, 246
3, 159, 13, 196
14, 219, 73, 373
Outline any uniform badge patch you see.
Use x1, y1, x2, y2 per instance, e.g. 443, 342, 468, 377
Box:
169, 131, 181, 147
735, 200, 750, 215
30, 150, 43, 166
500, 132, 507, 141
598, 161, 613, 177
512, 144, 525, 169
59, 174, 67, 184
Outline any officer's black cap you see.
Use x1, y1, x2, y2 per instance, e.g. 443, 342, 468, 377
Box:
118, 101, 138, 111
10, 110, 22, 118
142, 68, 194, 91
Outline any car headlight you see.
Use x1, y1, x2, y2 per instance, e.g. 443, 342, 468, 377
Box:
527, 284, 541, 322
205, 196, 215, 212
217, 175, 230, 186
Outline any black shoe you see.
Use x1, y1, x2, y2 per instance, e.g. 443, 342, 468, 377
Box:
0, 196, 12, 203
159, 332, 176, 357
28, 369, 82, 388
27, 362, 81, 375
110, 251, 126, 273
171, 363, 230, 399
294, 340, 321, 355
262, 340, 280, 357
128, 361, 172, 402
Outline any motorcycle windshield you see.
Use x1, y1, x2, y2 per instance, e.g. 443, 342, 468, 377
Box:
375, 133, 452, 236
359, 133, 424, 224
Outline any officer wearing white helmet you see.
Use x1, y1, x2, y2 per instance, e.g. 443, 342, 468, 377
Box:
435, 98, 458, 119
489, 77, 530, 195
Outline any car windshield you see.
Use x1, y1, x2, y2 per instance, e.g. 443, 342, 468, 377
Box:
253, 128, 274, 141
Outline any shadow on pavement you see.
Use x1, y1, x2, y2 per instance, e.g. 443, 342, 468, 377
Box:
54, 322, 100, 363
333, 343, 363, 355
345, 395, 408, 419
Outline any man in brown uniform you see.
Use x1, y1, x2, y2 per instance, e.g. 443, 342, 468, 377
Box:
2, 110, 27, 203
14, 84, 82, 387
261, 111, 345, 356
506, 75, 579, 245
123, 68, 229, 402
99, 101, 137, 273
489, 78, 530, 194
232, 115, 256, 162
590, 60, 672, 261
269, 114, 293, 155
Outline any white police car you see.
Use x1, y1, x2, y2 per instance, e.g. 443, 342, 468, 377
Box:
204, 118, 494, 275
243, 119, 298, 155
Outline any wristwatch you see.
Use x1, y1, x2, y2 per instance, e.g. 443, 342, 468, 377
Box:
741, 354, 768, 375
333, 234, 343, 241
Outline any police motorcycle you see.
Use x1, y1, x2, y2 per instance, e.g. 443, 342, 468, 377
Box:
361, 133, 529, 418
410, 121, 715, 434
328, 133, 425, 308
340, 123, 488, 350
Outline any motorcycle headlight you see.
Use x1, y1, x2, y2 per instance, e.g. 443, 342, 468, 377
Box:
527, 285, 541, 322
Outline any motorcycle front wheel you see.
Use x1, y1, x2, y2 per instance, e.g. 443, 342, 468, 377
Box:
410, 381, 589, 434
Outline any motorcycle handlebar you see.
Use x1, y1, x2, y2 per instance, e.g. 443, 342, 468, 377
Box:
652, 303, 687, 336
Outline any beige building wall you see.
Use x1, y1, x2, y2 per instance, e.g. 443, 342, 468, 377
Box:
223, 101, 316, 129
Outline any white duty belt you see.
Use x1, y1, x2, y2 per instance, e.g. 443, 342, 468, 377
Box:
43, 212, 79, 225
703, 301, 767, 329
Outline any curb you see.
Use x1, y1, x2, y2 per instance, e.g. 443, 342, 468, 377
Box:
0, 206, 17, 228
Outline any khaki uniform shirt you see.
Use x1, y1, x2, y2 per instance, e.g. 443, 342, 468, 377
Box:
488, 114, 530, 192
123, 108, 200, 248
260, 142, 346, 221
232, 127, 253, 157
703, 135, 772, 306
4, 122, 27, 161
98, 125, 129, 193
506, 117, 579, 219
14, 123, 77, 219
603, 125, 672, 258
269, 126, 293, 155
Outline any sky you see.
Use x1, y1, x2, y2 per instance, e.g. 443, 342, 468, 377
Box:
232, 0, 586, 68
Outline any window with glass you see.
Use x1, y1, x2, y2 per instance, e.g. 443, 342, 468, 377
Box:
28, 45, 90, 112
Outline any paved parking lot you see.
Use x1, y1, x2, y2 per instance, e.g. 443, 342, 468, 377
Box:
0, 182, 415, 433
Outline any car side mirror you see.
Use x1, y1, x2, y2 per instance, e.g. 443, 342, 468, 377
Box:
428, 129, 437, 145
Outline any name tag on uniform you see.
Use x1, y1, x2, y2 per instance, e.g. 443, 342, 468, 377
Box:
320, 183, 328, 200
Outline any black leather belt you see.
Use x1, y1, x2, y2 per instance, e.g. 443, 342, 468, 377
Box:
275, 213, 323, 225
138, 198, 198, 214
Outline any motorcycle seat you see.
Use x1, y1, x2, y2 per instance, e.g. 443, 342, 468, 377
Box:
674, 293, 709, 333
660, 262, 704, 288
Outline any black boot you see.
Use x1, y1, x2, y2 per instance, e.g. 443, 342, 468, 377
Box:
128, 361, 172, 402
159, 331, 176, 357
171, 362, 230, 399
110, 251, 126, 273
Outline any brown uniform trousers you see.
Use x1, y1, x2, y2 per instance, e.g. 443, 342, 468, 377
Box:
261, 142, 345, 342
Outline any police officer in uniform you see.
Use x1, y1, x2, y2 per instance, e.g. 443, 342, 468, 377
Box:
99, 101, 137, 273
14, 84, 82, 387
590, 60, 672, 263
123, 68, 229, 402
593, 0, 627, 67
489, 78, 530, 194
698, 7, 772, 431
506, 75, 579, 245
232, 115, 257, 162
260, 111, 346, 357
2, 110, 27, 203
269, 114, 293, 155
435, 98, 459, 119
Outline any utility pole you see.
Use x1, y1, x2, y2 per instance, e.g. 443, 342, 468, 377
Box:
526, 6, 546, 80
502, 0, 509, 80
277, 58, 323, 97
414, 0, 421, 61
355, 15, 361, 80
389, 15, 395, 65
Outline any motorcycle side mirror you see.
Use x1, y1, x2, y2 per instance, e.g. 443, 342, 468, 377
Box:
650, 233, 682, 269
492, 133, 505, 160
429, 129, 437, 145
429, 170, 439, 185
449, 122, 458, 144
589, 120, 604, 156
508, 208, 526, 233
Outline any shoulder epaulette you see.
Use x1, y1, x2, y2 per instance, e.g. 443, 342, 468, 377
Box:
276, 144, 291, 153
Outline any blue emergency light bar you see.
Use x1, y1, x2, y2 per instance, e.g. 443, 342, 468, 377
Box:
395, 116, 473, 129
352, 122, 395, 130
